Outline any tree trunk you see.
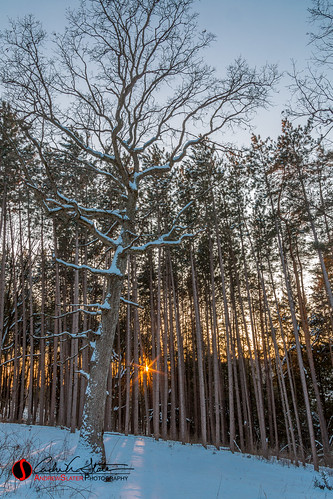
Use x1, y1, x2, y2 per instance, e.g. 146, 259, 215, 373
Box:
132, 256, 139, 435
273, 218, 319, 469
213, 203, 235, 452
124, 260, 131, 436
209, 237, 221, 448
169, 254, 187, 443
18, 204, 27, 422
289, 234, 330, 463
190, 248, 207, 447
79, 272, 125, 461
70, 230, 80, 432
39, 218, 46, 425
0, 190, 7, 373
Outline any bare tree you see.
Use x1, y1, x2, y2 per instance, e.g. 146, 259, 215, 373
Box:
0, 0, 277, 461
290, 0, 333, 133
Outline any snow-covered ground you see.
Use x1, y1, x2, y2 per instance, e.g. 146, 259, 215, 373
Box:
0, 422, 331, 498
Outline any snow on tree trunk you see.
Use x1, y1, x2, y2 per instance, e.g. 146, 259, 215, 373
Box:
79, 273, 125, 460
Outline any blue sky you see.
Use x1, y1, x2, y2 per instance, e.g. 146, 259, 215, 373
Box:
0, 0, 314, 145
196, 0, 314, 143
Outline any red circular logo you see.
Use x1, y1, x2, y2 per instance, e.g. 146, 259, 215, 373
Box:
12, 459, 32, 481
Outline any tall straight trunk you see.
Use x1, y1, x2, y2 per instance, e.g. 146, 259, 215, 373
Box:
267, 187, 319, 470
58, 282, 66, 426
209, 237, 221, 448
70, 230, 80, 432
257, 282, 273, 448
79, 238, 89, 427
66, 333, 74, 426
0, 197, 7, 419
9, 209, 19, 422
138, 317, 150, 436
247, 229, 286, 455
230, 260, 254, 453
50, 222, 60, 426
233, 288, 252, 452
153, 249, 162, 440
254, 255, 287, 457
289, 234, 330, 462
0, 189, 6, 367
251, 297, 268, 431
18, 205, 27, 422
124, 260, 131, 436
261, 304, 279, 455
204, 293, 214, 444
104, 363, 113, 431
117, 325, 122, 432
190, 304, 199, 442
281, 252, 318, 470
316, 169, 333, 364
149, 252, 157, 435
190, 248, 207, 447
132, 256, 139, 435
316, 165, 333, 255
235, 224, 267, 455
299, 173, 333, 313
230, 311, 244, 451
33, 354, 40, 424
268, 350, 279, 455
267, 257, 304, 464
39, 218, 46, 425
162, 263, 169, 440
27, 198, 34, 424
213, 201, 235, 452
169, 254, 186, 443
0, 185, 6, 239
168, 275, 177, 441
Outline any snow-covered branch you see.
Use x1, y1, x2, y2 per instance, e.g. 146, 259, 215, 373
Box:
56, 258, 119, 276
50, 307, 102, 318
56, 240, 124, 277
46, 201, 120, 247
32, 330, 90, 340
50, 120, 117, 164
75, 370, 90, 380
53, 191, 124, 220
130, 230, 203, 253
130, 163, 171, 189
120, 297, 144, 309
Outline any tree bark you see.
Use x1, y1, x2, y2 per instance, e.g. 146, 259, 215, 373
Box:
190, 248, 207, 447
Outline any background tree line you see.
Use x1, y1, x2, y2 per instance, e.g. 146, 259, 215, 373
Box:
1, 101, 332, 469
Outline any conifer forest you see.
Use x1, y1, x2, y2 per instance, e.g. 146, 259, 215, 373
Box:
0, 0, 332, 471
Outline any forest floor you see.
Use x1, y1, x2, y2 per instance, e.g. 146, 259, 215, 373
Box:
0, 422, 331, 498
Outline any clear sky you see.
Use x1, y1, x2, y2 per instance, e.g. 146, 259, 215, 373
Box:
0, 0, 314, 146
